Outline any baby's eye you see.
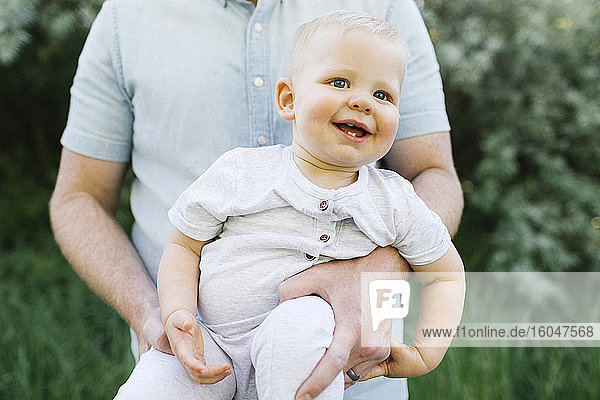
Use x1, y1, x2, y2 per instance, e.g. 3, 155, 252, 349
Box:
330, 79, 349, 89
373, 91, 391, 102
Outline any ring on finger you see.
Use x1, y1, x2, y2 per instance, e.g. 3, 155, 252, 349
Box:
346, 368, 360, 381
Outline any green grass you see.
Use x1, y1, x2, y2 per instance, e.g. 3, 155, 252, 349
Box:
3, 235, 598, 399
1, 181, 597, 399
410, 346, 599, 399
1, 237, 134, 399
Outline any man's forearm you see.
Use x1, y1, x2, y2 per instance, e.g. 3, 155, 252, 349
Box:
50, 191, 159, 335
411, 166, 463, 237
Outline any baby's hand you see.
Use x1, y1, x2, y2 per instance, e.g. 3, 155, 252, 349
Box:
164, 309, 231, 384
360, 338, 440, 379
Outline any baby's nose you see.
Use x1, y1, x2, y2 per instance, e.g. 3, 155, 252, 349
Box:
348, 95, 373, 114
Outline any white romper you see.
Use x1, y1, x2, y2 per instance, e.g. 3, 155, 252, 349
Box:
164, 144, 451, 399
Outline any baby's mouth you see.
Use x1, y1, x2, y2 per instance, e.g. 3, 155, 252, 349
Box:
333, 122, 371, 138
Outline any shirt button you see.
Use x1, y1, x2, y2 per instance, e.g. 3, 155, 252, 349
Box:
254, 23, 263, 33
257, 135, 267, 146
305, 253, 316, 261
318, 200, 328, 211
319, 234, 330, 242
253, 76, 264, 87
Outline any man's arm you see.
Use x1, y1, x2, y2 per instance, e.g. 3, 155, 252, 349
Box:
49, 148, 170, 357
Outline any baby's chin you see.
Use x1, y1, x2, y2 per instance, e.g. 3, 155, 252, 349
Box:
292, 141, 375, 171
324, 148, 378, 169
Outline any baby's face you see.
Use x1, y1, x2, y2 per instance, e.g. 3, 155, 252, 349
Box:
290, 28, 406, 169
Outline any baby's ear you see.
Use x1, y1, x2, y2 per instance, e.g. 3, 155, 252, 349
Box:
275, 78, 295, 121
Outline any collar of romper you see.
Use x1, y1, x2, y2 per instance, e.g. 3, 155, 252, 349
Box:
274, 146, 398, 246
271, 146, 370, 223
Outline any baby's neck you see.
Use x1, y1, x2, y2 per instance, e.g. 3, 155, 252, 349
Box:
292, 143, 359, 190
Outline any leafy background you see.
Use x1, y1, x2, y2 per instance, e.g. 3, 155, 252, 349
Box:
1, 0, 599, 398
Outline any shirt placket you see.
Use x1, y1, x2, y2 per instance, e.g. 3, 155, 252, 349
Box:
245, 0, 275, 147
303, 198, 336, 262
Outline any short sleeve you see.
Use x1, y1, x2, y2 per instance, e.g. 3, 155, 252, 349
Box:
60, 0, 133, 162
168, 149, 239, 241
393, 181, 451, 265
388, 0, 451, 139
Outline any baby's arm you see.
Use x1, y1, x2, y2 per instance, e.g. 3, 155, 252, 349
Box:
371, 244, 465, 378
411, 244, 465, 371
157, 228, 231, 384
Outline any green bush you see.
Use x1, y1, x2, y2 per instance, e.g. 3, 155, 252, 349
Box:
0, 0, 103, 246
424, 0, 600, 272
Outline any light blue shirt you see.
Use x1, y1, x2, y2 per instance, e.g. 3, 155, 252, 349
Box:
61, 1, 450, 397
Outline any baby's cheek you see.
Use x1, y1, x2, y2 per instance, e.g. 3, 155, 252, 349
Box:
308, 98, 336, 120
296, 98, 332, 124
378, 123, 398, 142
383, 111, 400, 138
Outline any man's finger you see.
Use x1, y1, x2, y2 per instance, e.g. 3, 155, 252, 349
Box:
139, 309, 173, 357
294, 325, 356, 400
358, 362, 386, 381
138, 341, 151, 361
278, 270, 320, 302
343, 360, 372, 384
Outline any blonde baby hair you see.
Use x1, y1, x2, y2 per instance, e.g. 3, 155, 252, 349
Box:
289, 10, 410, 79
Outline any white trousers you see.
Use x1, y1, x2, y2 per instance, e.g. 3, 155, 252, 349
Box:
114, 296, 344, 400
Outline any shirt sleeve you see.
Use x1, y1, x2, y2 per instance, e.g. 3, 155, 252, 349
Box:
393, 179, 452, 265
388, 0, 451, 139
60, 0, 133, 162
168, 149, 239, 241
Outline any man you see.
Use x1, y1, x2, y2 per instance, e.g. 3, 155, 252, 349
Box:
49, 0, 462, 399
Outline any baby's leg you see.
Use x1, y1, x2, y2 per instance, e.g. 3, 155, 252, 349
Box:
114, 323, 236, 400
251, 296, 344, 400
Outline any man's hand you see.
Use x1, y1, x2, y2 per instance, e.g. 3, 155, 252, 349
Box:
164, 309, 231, 384
278, 246, 410, 399
136, 306, 172, 358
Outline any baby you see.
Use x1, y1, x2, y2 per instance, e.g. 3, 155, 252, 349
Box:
115, 10, 465, 400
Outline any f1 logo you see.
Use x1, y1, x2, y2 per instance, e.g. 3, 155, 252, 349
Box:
369, 280, 410, 331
